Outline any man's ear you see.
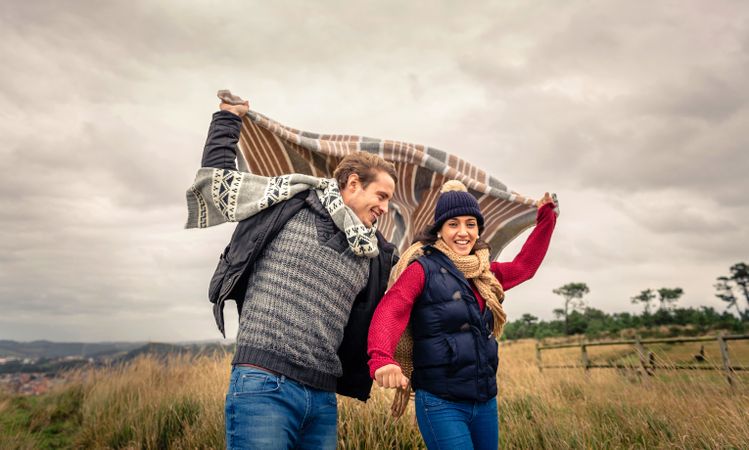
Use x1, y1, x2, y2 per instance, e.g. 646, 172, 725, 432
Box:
345, 173, 360, 191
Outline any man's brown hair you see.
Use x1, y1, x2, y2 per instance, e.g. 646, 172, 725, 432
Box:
333, 152, 398, 189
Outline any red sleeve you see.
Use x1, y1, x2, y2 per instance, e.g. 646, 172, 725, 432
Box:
367, 262, 425, 379
492, 202, 557, 290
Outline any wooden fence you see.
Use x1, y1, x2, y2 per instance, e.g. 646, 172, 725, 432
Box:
536, 334, 749, 386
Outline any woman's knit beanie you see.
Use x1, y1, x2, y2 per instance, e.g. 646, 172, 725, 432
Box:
431, 180, 484, 232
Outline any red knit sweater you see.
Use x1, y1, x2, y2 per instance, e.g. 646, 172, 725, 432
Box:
367, 203, 557, 379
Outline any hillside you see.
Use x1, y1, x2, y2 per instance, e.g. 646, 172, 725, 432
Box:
0, 340, 145, 359
1, 339, 748, 449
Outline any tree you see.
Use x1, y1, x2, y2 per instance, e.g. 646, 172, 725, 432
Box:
518, 313, 538, 338
566, 310, 588, 335
715, 262, 749, 319
715, 276, 742, 318
730, 262, 749, 301
552, 282, 590, 334
656, 287, 683, 311
631, 289, 656, 314
519, 313, 538, 326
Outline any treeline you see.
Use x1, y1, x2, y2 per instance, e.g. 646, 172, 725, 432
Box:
503, 262, 749, 340
502, 306, 747, 341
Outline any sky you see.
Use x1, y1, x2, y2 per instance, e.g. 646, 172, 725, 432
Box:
1, 0, 747, 342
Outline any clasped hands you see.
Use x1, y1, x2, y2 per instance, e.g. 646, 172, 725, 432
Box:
373, 364, 409, 389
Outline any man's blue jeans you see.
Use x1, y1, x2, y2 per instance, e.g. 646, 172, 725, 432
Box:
414, 389, 498, 450
225, 366, 337, 449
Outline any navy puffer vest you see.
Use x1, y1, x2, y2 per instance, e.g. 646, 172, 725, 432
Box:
410, 246, 499, 402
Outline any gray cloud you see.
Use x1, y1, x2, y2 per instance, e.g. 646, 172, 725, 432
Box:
1, 0, 748, 341
450, 1, 749, 201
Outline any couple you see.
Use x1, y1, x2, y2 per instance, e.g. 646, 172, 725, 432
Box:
191, 97, 557, 449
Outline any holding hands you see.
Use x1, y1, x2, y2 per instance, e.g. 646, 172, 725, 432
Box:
374, 364, 409, 389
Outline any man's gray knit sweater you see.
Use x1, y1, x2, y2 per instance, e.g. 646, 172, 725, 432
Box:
232, 193, 369, 391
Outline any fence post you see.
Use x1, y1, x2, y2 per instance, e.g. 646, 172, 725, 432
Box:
581, 342, 590, 373
536, 341, 543, 373
634, 336, 651, 379
717, 334, 734, 387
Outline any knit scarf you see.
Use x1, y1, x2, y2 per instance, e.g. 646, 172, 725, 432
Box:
186, 169, 379, 258
388, 240, 506, 417
432, 239, 507, 335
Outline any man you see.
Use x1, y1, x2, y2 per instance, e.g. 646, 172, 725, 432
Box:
199, 98, 398, 449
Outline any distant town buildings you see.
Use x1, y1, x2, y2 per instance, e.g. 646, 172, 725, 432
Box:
0, 355, 85, 395
0, 372, 62, 395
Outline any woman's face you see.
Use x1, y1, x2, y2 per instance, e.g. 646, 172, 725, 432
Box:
439, 216, 479, 256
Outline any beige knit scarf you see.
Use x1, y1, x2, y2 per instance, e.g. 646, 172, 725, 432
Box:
388, 240, 507, 417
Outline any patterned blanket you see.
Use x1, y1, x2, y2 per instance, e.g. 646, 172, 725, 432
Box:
217, 90, 544, 260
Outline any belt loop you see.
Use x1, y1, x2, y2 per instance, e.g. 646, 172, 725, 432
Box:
280, 374, 286, 384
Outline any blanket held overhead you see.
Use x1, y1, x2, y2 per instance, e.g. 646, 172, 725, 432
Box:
216, 90, 542, 260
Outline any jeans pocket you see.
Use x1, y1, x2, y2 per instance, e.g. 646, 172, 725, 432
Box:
233, 370, 281, 396
421, 391, 449, 409
325, 392, 338, 408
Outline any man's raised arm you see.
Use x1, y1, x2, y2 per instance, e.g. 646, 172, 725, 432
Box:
199, 99, 249, 170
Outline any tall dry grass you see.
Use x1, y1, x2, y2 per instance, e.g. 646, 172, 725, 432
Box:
2, 340, 747, 449
496, 339, 749, 449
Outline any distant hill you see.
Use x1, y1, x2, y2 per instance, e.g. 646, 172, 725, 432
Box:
112, 342, 234, 364
0, 340, 233, 360
0, 340, 235, 375
0, 340, 145, 359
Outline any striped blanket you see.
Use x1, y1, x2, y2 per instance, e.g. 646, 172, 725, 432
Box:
218, 91, 543, 260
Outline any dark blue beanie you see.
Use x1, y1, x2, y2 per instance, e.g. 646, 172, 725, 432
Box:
432, 180, 484, 232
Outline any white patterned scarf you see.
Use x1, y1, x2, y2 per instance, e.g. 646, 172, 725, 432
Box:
185, 168, 379, 258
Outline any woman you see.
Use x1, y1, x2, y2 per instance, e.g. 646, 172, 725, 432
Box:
367, 180, 557, 450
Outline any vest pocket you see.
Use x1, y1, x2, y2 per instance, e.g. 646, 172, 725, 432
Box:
413, 336, 453, 369
487, 336, 499, 373
446, 335, 459, 366
451, 332, 480, 368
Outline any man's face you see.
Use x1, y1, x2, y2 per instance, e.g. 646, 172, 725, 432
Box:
341, 171, 396, 228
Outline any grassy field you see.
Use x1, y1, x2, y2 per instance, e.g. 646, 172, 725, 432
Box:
1, 338, 748, 449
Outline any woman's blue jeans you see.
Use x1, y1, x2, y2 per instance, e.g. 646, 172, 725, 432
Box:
414, 389, 498, 450
225, 366, 338, 449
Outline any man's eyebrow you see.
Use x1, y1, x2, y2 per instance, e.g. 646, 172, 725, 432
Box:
377, 190, 393, 199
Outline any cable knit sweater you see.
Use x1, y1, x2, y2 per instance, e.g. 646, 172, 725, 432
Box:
234, 198, 369, 392
367, 202, 557, 378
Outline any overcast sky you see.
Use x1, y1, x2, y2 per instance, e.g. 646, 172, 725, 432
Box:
1, 0, 747, 342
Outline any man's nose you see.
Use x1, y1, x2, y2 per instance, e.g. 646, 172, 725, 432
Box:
380, 200, 389, 215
